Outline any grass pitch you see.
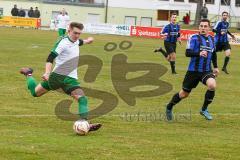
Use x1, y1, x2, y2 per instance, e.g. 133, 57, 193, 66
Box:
0, 27, 240, 160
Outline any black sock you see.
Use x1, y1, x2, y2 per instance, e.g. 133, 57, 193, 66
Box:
159, 49, 168, 58
167, 93, 182, 110
202, 90, 215, 111
223, 56, 230, 69
170, 61, 176, 73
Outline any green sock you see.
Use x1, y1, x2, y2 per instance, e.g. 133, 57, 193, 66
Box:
27, 76, 37, 97
78, 96, 89, 119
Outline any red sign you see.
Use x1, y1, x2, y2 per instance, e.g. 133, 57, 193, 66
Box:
130, 26, 213, 40
130, 26, 162, 39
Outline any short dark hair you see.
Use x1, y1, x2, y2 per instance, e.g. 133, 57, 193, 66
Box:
171, 13, 177, 17
222, 11, 229, 16
69, 22, 84, 30
200, 19, 211, 26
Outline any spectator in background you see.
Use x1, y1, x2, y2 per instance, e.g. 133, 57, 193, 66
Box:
28, 7, 34, 18
34, 7, 40, 18
11, 4, 19, 16
200, 3, 208, 19
18, 8, 26, 17
183, 13, 190, 24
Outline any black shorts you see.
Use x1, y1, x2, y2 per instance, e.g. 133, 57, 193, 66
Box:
216, 42, 231, 52
182, 71, 216, 93
164, 41, 177, 55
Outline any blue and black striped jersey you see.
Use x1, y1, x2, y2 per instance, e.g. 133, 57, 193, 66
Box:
213, 20, 230, 43
186, 34, 217, 72
161, 23, 180, 43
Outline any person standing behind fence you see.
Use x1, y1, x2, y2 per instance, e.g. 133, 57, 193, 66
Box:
18, 8, 26, 17
11, 5, 19, 16
34, 7, 41, 18
28, 7, 34, 18
56, 9, 70, 37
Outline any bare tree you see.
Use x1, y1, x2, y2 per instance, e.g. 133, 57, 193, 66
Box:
194, 0, 203, 25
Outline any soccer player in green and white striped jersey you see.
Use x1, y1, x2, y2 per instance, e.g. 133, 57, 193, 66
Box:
20, 22, 101, 132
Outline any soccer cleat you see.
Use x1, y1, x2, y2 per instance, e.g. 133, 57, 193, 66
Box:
222, 68, 229, 74
200, 109, 213, 120
166, 108, 173, 121
20, 67, 33, 76
89, 123, 102, 132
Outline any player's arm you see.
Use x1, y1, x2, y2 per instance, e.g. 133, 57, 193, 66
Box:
81, 37, 94, 45
227, 30, 234, 37
42, 52, 57, 81
177, 25, 182, 45
212, 51, 219, 76
227, 30, 236, 40
212, 21, 221, 33
212, 51, 218, 68
185, 36, 200, 57
160, 25, 168, 37
42, 40, 64, 81
45, 52, 57, 71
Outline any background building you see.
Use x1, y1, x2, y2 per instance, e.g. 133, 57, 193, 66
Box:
0, 0, 240, 27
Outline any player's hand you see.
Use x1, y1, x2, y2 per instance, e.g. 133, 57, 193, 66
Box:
232, 35, 236, 41
42, 73, 50, 81
200, 51, 208, 57
166, 55, 171, 61
87, 37, 94, 44
162, 33, 168, 39
221, 32, 226, 35
213, 68, 220, 77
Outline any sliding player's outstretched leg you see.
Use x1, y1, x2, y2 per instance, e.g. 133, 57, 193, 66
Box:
71, 88, 102, 132
200, 77, 216, 120
20, 67, 48, 97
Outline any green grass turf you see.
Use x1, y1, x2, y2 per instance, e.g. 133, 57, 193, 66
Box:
0, 27, 240, 160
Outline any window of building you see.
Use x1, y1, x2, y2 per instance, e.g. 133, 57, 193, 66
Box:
189, 0, 197, 3
125, 16, 137, 26
157, 10, 179, 21
157, 10, 169, 21
205, 0, 215, 4
236, 0, 240, 6
140, 17, 152, 27
221, 0, 230, 5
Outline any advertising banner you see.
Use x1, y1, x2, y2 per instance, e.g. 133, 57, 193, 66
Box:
84, 23, 131, 36
130, 26, 214, 41
0, 16, 41, 28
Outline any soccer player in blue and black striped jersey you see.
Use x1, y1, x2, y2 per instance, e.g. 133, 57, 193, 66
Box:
213, 11, 236, 74
165, 19, 219, 121
154, 13, 181, 74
